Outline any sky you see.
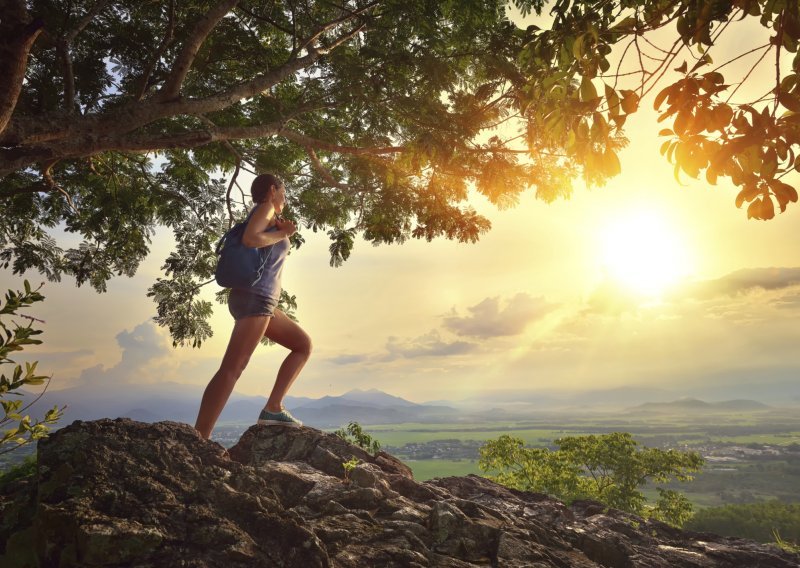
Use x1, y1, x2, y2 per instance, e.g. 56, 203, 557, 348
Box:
4, 7, 799, 407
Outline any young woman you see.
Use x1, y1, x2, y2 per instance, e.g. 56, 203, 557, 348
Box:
195, 173, 311, 439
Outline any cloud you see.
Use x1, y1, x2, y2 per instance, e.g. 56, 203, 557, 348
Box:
673, 267, 800, 301
442, 293, 555, 338
22, 348, 94, 367
383, 331, 477, 360
73, 321, 175, 387
326, 354, 369, 366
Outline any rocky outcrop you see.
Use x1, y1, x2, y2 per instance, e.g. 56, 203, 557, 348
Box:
1, 419, 798, 567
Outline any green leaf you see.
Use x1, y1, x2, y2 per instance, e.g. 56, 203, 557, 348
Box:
674, 110, 692, 135
778, 92, 800, 113
580, 76, 598, 103
605, 84, 621, 116
654, 85, 672, 111
620, 90, 639, 114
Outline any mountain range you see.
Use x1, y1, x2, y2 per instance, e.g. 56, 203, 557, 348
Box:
624, 398, 772, 413
17, 376, 796, 430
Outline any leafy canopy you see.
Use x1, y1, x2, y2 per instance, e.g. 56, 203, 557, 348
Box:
479, 432, 704, 526
685, 500, 800, 547
511, 0, 800, 219
0, 0, 798, 346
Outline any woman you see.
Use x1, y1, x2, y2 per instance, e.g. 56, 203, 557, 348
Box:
195, 173, 311, 439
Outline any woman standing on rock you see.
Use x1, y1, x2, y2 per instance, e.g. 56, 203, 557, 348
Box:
195, 173, 310, 439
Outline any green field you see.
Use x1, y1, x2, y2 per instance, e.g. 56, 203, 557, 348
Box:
358, 413, 800, 505
369, 426, 573, 447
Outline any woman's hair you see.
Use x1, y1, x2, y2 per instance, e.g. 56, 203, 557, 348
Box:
251, 173, 284, 203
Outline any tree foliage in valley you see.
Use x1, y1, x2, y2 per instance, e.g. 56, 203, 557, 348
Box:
685, 500, 800, 548
479, 432, 704, 526
0, 0, 797, 346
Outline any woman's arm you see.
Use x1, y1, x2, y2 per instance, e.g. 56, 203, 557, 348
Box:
242, 212, 296, 248
242, 227, 289, 248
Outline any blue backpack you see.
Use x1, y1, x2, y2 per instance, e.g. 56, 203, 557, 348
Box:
214, 210, 273, 289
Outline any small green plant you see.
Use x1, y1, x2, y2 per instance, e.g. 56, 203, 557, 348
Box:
342, 457, 360, 483
1, 281, 64, 456
334, 421, 381, 455
773, 529, 800, 554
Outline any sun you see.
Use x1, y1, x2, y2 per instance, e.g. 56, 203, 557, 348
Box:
598, 209, 693, 297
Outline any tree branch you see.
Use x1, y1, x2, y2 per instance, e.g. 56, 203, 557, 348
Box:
0, 17, 360, 153
42, 160, 78, 214
66, 0, 111, 43
157, 0, 241, 102
196, 23, 364, 113
281, 129, 402, 155
0, 2, 44, 137
774, 9, 786, 115
296, 0, 379, 54
57, 39, 76, 113
135, 0, 176, 101
304, 145, 349, 189
58, 1, 112, 113
104, 122, 284, 152
235, 4, 294, 36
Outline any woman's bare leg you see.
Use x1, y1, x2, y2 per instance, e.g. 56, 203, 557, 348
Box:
263, 309, 312, 412
195, 315, 270, 439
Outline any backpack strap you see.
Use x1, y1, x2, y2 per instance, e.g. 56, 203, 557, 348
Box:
214, 207, 258, 255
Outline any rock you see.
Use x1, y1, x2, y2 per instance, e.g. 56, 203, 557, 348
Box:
0, 418, 798, 568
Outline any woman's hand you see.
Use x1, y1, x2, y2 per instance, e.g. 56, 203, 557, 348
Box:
275, 217, 296, 237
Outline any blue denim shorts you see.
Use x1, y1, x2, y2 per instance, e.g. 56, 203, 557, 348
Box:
228, 288, 278, 320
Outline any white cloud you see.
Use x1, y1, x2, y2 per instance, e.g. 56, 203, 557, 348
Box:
442, 293, 555, 338
69, 321, 181, 388
382, 331, 478, 360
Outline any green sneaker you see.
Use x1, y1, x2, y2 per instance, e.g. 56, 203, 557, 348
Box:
257, 407, 303, 427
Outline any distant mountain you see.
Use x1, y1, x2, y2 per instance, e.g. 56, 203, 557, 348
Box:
339, 388, 419, 408
19, 382, 305, 426
17, 378, 790, 432
713, 399, 772, 411
292, 404, 414, 428
626, 398, 772, 413
18, 383, 455, 429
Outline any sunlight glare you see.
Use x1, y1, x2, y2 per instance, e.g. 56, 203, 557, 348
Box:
599, 209, 692, 297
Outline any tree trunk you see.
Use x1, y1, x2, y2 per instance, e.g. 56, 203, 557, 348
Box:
0, 1, 44, 138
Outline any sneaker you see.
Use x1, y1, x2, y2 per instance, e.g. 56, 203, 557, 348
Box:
257, 407, 303, 427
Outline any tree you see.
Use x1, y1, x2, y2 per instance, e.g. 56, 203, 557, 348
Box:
512, 0, 800, 220
0, 1, 797, 346
479, 432, 703, 526
1, 281, 63, 456
1, 0, 539, 346
685, 501, 800, 547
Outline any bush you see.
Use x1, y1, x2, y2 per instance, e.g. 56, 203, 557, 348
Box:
333, 422, 381, 455
685, 501, 800, 545
479, 432, 703, 527
1, 281, 63, 456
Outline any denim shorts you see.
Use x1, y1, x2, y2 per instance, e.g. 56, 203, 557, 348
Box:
228, 288, 278, 320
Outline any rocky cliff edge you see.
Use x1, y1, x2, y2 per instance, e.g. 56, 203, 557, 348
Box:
1, 419, 798, 567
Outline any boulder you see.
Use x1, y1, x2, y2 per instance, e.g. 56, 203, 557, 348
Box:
0, 418, 797, 568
